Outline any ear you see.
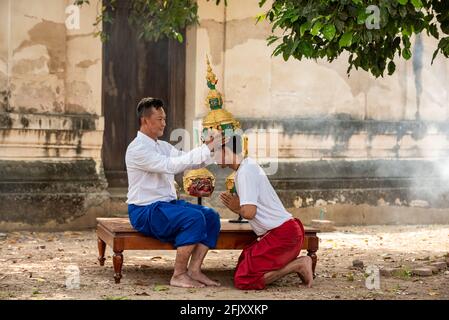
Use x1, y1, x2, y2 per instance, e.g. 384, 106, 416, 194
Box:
141, 116, 149, 126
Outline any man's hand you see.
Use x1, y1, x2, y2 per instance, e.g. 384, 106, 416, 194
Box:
219, 192, 241, 214
203, 129, 227, 153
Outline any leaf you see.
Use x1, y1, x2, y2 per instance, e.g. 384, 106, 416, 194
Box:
339, 32, 353, 48
290, 40, 300, 55
402, 48, 412, 60
441, 21, 449, 35
397, 0, 408, 5
402, 25, 412, 37
429, 24, 439, 38
411, 0, 423, 9
255, 13, 266, 24
299, 41, 314, 57
431, 48, 439, 64
291, 15, 299, 23
311, 21, 323, 36
388, 61, 396, 75
153, 285, 170, 292
402, 35, 411, 48
357, 10, 369, 25
267, 35, 279, 46
300, 21, 311, 36
322, 24, 336, 41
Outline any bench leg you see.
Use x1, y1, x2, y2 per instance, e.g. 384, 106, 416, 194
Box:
307, 249, 317, 278
97, 238, 106, 266
113, 251, 123, 284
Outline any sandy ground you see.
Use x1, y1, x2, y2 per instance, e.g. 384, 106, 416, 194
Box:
0, 225, 448, 300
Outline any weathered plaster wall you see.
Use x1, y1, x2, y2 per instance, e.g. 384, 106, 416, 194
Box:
0, 0, 108, 231
185, 0, 226, 136
0, 0, 10, 112
1, 0, 104, 158
185, 0, 449, 223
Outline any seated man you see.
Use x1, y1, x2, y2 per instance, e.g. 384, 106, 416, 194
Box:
126, 97, 223, 288
217, 135, 313, 290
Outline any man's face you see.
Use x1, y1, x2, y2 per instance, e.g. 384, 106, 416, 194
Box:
142, 107, 166, 138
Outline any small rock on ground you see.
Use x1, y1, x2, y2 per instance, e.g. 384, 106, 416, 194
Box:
412, 268, 433, 277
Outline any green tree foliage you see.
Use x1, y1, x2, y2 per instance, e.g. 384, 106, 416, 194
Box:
76, 0, 449, 78
261, 0, 449, 77
74, 0, 200, 42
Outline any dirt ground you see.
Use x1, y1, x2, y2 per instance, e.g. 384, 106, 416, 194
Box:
0, 224, 448, 300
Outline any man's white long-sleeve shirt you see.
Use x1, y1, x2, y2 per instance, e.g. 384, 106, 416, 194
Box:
126, 131, 212, 206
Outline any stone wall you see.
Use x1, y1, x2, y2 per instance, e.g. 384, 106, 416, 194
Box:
185, 0, 449, 224
0, 0, 108, 231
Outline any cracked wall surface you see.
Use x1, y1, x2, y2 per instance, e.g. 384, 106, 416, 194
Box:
0, 0, 107, 230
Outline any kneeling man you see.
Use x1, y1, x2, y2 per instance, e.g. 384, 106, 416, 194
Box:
217, 135, 313, 290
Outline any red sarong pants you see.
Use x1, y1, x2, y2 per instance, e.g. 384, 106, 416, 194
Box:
234, 218, 304, 290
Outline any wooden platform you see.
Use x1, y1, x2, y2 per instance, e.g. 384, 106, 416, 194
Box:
96, 218, 319, 283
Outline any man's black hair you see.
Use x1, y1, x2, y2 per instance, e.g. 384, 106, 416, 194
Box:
136, 97, 164, 126
222, 134, 243, 155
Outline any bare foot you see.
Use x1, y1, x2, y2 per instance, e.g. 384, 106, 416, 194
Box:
170, 273, 205, 288
188, 270, 221, 287
295, 256, 313, 288
296, 270, 307, 285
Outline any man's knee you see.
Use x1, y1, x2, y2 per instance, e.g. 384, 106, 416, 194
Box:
174, 212, 207, 247
185, 211, 207, 230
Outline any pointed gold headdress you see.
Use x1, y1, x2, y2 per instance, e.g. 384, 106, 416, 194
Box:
183, 56, 247, 198
202, 56, 241, 131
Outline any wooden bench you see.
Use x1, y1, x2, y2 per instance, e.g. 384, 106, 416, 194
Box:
97, 218, 319, 284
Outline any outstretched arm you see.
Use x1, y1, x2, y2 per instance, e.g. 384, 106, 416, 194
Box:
127, 144, 211, 175
127, 130, 223, 175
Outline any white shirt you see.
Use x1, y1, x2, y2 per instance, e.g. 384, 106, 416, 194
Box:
126, 131, 212, 206
235, 157, 292, 236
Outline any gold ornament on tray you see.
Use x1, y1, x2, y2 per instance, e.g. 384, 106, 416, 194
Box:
225, 171, 236, 194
